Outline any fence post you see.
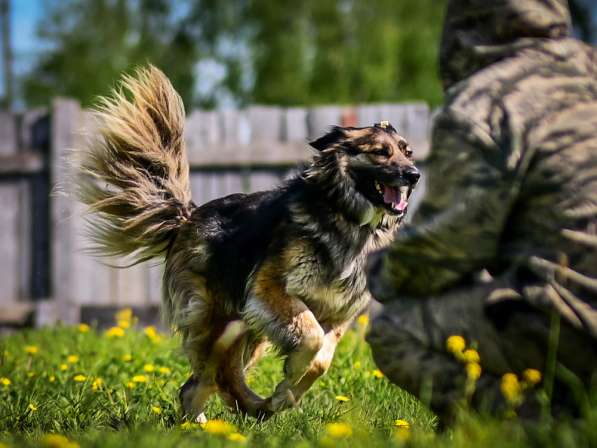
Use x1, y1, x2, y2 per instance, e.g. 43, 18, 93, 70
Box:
50, 98, 82, 324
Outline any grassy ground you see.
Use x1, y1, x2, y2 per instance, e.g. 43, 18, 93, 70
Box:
0, 311, 595, 448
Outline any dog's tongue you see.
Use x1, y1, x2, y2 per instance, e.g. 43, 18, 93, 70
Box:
383, 186, 408, 212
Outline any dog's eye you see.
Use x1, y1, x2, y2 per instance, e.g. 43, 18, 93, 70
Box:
372, 147, 390, 157
398, 141, 413, 157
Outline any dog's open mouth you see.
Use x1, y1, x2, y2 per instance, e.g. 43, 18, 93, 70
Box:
374, 181, 411, 216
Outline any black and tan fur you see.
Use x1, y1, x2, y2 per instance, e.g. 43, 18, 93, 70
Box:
77, 66, 420, 420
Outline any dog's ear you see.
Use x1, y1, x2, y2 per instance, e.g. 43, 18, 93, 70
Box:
309, 126, 346, 151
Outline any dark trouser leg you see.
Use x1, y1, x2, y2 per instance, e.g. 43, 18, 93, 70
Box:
367, 280, 597, 421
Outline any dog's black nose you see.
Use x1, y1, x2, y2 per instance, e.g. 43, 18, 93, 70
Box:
403, 166, 421, 185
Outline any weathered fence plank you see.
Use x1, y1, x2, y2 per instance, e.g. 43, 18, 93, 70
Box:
184, 110, 219, 162
70, 200, 112, 306
20, 108, 48, 150
356, 105, 382, 128
283, 108, 308, 142
18, 179, 31, 303
114, 261, 148, 306
147, 262, 164, 305
0, 111, 17, 156
220, 109, 250, 145
402, 103, 430, 159
68, 111, 113, 306
0, 183, 22, 303
306, 106, 343, 140
0, 152, 44, 174
248, 171, 283, 193
51, 98, 83, 323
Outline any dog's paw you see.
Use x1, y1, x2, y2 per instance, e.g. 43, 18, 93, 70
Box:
267, 388, 297, 413
195, 412, 208, 424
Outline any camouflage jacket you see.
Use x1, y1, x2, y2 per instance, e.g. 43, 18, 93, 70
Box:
370, 0, 597, 339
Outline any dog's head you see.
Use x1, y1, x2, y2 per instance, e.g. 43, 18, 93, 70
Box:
309, 122, 420, 219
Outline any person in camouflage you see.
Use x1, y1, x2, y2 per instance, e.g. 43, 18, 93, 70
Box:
367, 0, 597, 420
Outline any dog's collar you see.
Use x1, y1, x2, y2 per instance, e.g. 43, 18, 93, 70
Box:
359, 204, 385, 228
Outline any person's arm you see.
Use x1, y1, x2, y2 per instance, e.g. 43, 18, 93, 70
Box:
368, 110, 514, 301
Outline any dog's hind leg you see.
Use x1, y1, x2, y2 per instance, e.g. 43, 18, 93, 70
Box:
179, 374, 217, 423
216, 333, 270, 418
179, 319, 248, 422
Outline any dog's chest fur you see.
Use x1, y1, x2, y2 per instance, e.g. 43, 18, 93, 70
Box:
283, 241, 370, 323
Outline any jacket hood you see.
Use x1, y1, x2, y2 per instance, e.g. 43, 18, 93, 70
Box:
439, 0, 572, 89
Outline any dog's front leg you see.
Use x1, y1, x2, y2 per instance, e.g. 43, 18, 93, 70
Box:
284, 321, 350, 404
243, 294, 324, 413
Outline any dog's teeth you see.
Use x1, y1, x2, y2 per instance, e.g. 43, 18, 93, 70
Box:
399, 185, 409, 201
375, 181, 382, 193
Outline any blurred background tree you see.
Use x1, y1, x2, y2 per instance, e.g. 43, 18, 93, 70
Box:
22, 0, 197, 108
185, 0, 446, 107
21, 0, 446, 109
12, 0, 597, 110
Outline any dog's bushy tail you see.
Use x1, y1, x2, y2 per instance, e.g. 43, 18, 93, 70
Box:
77, 65, 192, 262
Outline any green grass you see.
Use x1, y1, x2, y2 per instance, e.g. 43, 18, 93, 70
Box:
0, 314, 595, 448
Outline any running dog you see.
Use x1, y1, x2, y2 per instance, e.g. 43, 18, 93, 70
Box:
76, 66, 420, 421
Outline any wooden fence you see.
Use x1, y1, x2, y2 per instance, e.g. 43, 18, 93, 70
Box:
0, 99, 430, 326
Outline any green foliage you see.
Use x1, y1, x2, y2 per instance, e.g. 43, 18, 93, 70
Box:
189, 0, 446, 106
0, 317, 596, 447
24, 0, 445, 109
23, 0, 197, 108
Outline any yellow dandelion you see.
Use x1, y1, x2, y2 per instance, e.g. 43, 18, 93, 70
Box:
335, 395, 350, 402
357, 314, 369, 327
227, 433, 247, 443
105, 326, 125, 338
202, 419, 236, 435
121, 354, 133, 362
25, 345, 39, 355
91, 378, 103, 391
523, 368, 542, 386
353, 361, 361, 369
446, 335, 466, 354
158, 366, 171, 375
394, 419, 410, 429
372, 369, 384, 379
126, 382, 135, 390
143, 364, 155, 373
501, 373, 522, 404
41, 433, 80, 448
73, 374, 86, 382
132, 375, 148, 383
59, 364, 68, 371
462, 349, 480, 364
466, 362, 482, 381
28, 403, 38, 412
394, 419, 411, 441
117, 320, 130, 329
325, 422, 353, 438
151, 405, 162, 415
180, 421, 201, 430
78, 323, 90, 333
114, 307, 133, 324
0, 377, 11, 387
66, 355, 79, 364
49, 375, 55, 383
144, 326, 162, 343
